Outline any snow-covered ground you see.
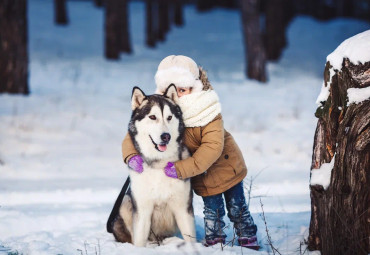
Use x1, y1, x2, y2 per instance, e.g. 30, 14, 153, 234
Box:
0, 1, 369, 254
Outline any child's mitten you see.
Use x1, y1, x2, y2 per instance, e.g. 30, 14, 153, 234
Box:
128, 155, 144, 173
164, 162, 178, 178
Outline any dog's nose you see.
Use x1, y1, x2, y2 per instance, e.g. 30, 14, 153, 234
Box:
161, 133, 171, 144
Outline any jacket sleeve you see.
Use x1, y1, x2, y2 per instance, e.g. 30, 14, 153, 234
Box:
174, 117, 224, 179
122, 132, 139, 164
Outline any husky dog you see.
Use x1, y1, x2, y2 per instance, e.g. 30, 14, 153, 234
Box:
112, 85, 196, 247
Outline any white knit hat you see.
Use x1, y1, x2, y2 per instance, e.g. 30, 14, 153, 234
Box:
155, 55, 204, 94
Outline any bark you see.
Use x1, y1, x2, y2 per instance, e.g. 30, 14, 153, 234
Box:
54, 0, 68, 25
240, 0, 267, 82
0, 0, 29, 95
309, 59, 370, 254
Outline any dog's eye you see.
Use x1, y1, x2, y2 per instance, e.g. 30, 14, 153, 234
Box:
167, 116, 172, 121
149, 115, 156, 120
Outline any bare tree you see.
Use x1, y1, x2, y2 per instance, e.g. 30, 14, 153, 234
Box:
54, 0, 69, 25
196, 0, 213, 12
309, 58, 370, 254
157, 0, 170, 41
145, 0, 157, 47
93, 0, 104, 7
105, 0, 131, 59
118, 0, 132, 53
105, 0, 120, 59
240, 0, 267, 82
173, 0, 184, 27
265, 0, 288, 60
0, 0, 29, 94
336, 0, 353, 17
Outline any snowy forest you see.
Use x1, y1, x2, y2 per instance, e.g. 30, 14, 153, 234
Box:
0, 0, 369, 254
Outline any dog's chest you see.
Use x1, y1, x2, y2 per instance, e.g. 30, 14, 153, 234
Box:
130, 166, 189, 202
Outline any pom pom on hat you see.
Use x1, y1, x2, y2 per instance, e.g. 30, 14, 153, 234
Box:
155, 55, 204, 94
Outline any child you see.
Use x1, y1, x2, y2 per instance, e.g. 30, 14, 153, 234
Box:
122, 55, 259, 250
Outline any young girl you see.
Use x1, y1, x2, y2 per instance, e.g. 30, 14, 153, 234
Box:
122, 55, 259, 250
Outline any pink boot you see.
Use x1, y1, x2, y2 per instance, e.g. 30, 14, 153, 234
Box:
203, 237, 225, 247
238, 236, 260, 250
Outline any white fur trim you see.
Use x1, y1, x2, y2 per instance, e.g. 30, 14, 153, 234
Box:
155, 66, 203, 94
178, 90, 221, 127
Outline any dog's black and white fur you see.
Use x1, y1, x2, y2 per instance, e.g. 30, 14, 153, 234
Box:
112, 85, 195, 247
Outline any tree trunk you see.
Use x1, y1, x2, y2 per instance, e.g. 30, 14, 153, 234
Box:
145, 0, 156, 47
215, 0, 237, 8
105, 0, 120, 59
0, 0, 29, 95
196, 0, 213, 12
54, 0, 68, 25
118, 0, 132, 53
174, 0, 184, 27
308, 58, 370, 254
157, 0, 170, 41
93, 0, 104, 7
265, 0, 286, 60
240, 0, 267, 82
336, 0, 353, 17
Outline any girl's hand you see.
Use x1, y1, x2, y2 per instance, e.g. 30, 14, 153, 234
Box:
164, 162, 178, 178
128, 155, 144, 173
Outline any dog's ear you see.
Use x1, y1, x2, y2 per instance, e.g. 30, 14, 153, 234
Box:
164, 84, 179, 104
131, 87, 146, 110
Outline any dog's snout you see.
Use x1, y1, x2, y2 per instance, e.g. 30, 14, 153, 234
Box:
161, 133, 171, 144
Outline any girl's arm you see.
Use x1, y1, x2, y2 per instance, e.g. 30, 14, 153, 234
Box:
174, 116, 224, 179
121, 132, 139, 164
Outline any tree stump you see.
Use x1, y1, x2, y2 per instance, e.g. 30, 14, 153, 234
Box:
309, 32, 370, 255
0, 0, 29, 94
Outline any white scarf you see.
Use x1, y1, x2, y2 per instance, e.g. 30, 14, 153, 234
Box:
178, 90, 222, 127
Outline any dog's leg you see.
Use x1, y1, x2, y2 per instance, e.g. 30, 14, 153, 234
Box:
177, 213, 196, 242
132, 203, 153, 247
170, 204, 196, 242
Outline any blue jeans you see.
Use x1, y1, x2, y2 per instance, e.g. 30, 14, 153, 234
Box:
202, 182, 257, 240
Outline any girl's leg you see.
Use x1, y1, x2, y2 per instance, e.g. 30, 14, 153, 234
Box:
202, 194, 227, 242
224, 182, 257, 238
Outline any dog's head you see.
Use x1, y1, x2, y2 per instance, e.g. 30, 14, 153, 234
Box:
128, 85, 185, 162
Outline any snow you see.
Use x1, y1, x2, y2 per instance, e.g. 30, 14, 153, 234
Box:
347, 86, 370, 105
316, 29, 370, 106
315, 68, 335, 105
0, 0, 369, 254
310, 155, 336, 190
327, 29, 370, 71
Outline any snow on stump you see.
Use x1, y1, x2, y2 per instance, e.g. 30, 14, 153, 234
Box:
309, 30, 370, 255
